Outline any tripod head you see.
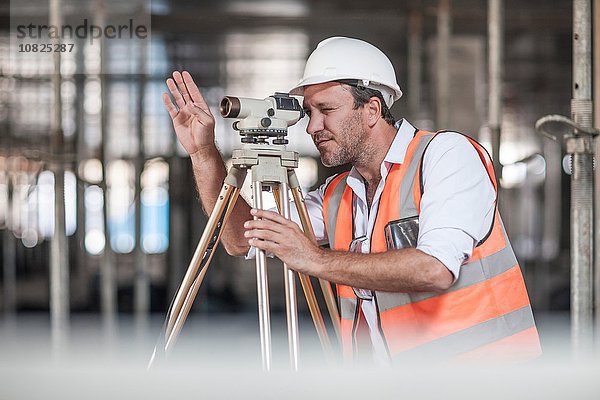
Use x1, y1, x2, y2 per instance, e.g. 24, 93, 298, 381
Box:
219, 93, 305, 145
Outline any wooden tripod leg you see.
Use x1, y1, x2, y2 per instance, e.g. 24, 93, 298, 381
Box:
164, 186, 241, 353
287, 170, 342, 344
163, 167, 247, 353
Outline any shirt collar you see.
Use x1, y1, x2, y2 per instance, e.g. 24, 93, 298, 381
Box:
346, 119, 418, 197
384, 118, 418, 165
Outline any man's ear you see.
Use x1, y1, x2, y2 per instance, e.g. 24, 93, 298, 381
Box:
365, 96, 382, 128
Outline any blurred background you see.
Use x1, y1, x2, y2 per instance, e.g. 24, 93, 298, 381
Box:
0, 0, 597, 374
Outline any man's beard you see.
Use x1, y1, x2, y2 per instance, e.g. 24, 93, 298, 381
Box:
321, 143, 354, 167
319, 111, 366, 167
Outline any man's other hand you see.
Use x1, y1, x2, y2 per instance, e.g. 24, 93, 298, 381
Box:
244, 209, 322, 272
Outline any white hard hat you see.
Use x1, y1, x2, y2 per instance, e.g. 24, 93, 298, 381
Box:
290, 36, 403, 108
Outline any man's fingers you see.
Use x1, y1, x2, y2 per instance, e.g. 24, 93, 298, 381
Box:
249, 238, 276, 253
182, 71, 211, 113
250, 208, 292, 225
244, 229, 282, 244
244, 218, 286, 235
166, 78, 186, 109
173, 71, 193, 104
162, 93, 178, 119
245, 209, 298, 235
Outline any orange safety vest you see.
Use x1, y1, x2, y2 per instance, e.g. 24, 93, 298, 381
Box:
322, 130, 542, 362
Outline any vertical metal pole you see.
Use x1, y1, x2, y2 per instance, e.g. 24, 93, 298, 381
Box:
594, 0, 600, 354
134, 39, 149, 322
3, 176, 16, 314
74, 53, 89, 303
408, 10, 422, 121
3, 232, 17, 313
595, 0, 600, 127
570, 0, 594, 359
436, 0, 451, 128
252, 180, 272, 371
279, 182, 299, 371
488, 0, 504, 182
541, 137, 563, 310
49, 0, 70, 356
2, 165, 17, 339
97, 0, 117, 330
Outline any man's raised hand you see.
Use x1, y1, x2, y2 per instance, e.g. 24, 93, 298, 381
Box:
162, 71, 216, 157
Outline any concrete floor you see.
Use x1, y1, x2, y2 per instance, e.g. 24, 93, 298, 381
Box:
0, 311, 597, 399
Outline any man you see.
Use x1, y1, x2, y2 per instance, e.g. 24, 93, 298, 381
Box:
163, 37, 542, 363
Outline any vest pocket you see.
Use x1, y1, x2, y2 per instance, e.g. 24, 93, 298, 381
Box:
384, 215, 419, 250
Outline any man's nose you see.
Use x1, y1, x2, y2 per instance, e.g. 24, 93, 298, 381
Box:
306, 115, 324, 136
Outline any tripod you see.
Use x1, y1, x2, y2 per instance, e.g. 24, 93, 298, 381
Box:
152, 144, 341, 370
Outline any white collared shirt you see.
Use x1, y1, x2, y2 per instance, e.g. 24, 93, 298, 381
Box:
289, 119, 495, 363
251, 119, 496, 363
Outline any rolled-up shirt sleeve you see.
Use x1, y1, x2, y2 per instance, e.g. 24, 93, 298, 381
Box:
415, 132, 496, 281
417, 228, 476, 280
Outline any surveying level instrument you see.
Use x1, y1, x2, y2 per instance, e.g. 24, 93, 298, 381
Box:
150, 93, 341, 371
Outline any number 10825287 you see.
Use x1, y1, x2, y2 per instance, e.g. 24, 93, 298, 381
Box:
18, 43, 74, 52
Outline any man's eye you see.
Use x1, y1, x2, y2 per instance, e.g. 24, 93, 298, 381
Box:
321, 108, 334, 113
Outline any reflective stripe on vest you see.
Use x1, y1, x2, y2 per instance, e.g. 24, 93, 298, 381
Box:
334, 267, 358, 357
322, 130, 541, 361
323, 172, 350, 248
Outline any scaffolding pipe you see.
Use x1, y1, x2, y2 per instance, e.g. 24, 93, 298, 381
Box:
134, 41, 149, 320
596, 0, 600, 128
594, 0, 600, 354
436, 0, 451, 128
74, 54, 89, 304
488, 0, 504, 182
2, 177, 16, 314
97, 0, 117, 328
569, 0, 594, 359
49, 0, 70, 356
408, 10, 422, 120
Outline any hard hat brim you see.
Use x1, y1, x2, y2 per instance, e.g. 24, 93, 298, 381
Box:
289, 76, 402, 108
